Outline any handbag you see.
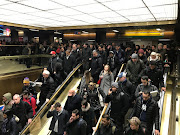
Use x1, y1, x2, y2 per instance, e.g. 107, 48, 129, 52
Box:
97, 78, 102, 85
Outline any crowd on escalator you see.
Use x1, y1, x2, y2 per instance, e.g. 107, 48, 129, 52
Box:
0, 42, 177, 135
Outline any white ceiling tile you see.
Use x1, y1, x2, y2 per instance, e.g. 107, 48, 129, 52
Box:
126, 14, 155, 22
51, 16, 74, 22
27, 11, 59, 18
0, 0, 12, 5
49, 8, 82, 16
0, 8, 19, 15
90, 11, 120, 18
103, 17, 128, 22
117, 8, 150, 16
143, 0, 178, 7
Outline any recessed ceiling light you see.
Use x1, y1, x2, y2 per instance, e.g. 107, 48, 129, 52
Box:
112, 30, 119, 32
156, 28, 161, 31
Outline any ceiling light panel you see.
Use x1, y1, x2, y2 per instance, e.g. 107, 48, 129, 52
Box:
27, 11, 59, 18
103, 17, 128, 22
103, 0, 145, 10
49, 8, 82, 16
117, 8, 150, 16
126, 14, 155, 22
50, 0, 96, 7
143, 0, 178, 7
90, 11, 120, 18
18, 0, 65, 10
0, 3, 40, 13
72, 3, 111, 13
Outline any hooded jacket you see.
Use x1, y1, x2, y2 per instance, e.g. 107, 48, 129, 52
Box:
2, 93, 13, 111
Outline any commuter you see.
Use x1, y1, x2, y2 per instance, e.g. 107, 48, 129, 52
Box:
47, 51, 63, 76
82, 43, 91, 71
81, 100, 95, 135
22, 43, 31, 68
59, 47, 65, 60
134, 45, 140, 54
22, 77, 37, 97
47, 102, 69, 135
64, 90, 82, 118
138, 49, 147, 64
118, 72, 135, 107
135, 76, 160, 101
126, 53, 145, 86
131, 91, 160, 135
65, 109, 87, 135
105, 82, 129, 134
106, 44, 114, 56
22, 90, 36, 116
99, 65, 114, 95
63, 49, 76, 75
98, 45, 107, 65
71, 44, 82, 64
125, 44, 134, 62
11, 94, 33, 131
147, 52, 163, 70
106, 51, 119, 76
124, 117, 146, 135
82, 82, 105, 119
90, 50, 103, 83
114, 44, 125, 67
79, 70, 93, 96
143, 61, 166, 91
37, 70, 55, 107
95, 114, 119, 135
156, 43, 166, 60
151, 45, 156, 52
1, 110, 18, 135
2, 93, 13, 111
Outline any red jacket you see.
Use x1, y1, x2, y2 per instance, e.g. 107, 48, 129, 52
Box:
23, 97, 36, 116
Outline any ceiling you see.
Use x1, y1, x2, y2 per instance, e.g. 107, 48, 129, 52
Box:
0, 0, 178, 29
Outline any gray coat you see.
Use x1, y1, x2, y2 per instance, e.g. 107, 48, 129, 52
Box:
79, 76, 87, 96
99, 71, 114, 95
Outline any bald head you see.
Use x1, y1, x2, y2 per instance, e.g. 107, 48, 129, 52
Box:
68, 90, 75, 97
13, 94, 21, 104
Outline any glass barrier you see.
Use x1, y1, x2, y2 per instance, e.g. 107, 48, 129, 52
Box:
20, 63, 82, 135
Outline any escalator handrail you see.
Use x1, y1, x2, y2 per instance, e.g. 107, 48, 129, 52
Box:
20, 62, 83, 135
92, 64, 125, 135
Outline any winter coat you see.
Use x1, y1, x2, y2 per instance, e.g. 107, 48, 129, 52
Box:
114, 49, 125, 64
63, 54, 76, 74
64, 94, 82, 117
23, 96, 36, 116
139, 55, 147, 64
71, 49, 82, 64
99, 71, 114, 95
79, 76, 88, 96
95, 121, 119, 135
82, 87, 105, 111
47, 55, 62, 74
131, 96, 160, 132
37, 76, 55, 99
135, 83, 160, 101
106, 55, 119, 71
22, 83, 36, 97
143, 67, 164, 89
47, 109, 69, 134
126, 59, 145, 84
105, 91, 129, 121
146, 57, 164, 71
81, 103, 96, 134
2, 93, 13, 111
98, 50, 107, 65
118, 79, 135, 103
11, 100, 33, 128
82, 47, 91, 62
124, 126, 146, 135
66, 118, 87, 135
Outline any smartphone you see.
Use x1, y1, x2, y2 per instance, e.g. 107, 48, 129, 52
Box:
110, 88, 112, 91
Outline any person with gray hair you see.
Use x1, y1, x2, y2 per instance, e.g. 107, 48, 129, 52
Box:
11, 94, 33, 132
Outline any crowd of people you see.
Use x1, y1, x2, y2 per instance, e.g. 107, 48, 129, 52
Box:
0, 41, 176, 135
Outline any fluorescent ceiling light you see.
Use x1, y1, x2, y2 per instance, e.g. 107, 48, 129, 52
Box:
70, 40, 76, 41
88, 40, 95, 41
158, 39, 171, 41
113, 30, 119, 32
82, 31, 88, 33
156, 28, 161, 31
54, 31, 61, 34
29, 29, 39, 31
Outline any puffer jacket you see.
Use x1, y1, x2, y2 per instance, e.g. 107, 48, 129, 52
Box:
131, 96, 159, 132
2, 93, 13, 111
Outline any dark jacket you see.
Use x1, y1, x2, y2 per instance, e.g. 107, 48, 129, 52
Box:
95, 121, 119, 135
82, 87, 105, 111
105, 91, 129, 121
81, 103, 95, 134
66, 118, 87, 135
11, 100, 33, 127
71, 49, 82, 64
98, 50, 107, 65
22, 83, 36, 96
64, 94, 82, 117
143, 67, 164, 89
126, 59, 145, 84
47, 109, 69, 134
82, 47, 91, 62
135, 83, 160, 101
131, 96, 160, 132
37, 76, 55, 99
124, 126, 146, 135
63, 54, 76, 74
139, 55, 147, 64
48, 55, 62, 74
114, 48, 125, 64
118, 79, 135, 103
106, 55, 119, 71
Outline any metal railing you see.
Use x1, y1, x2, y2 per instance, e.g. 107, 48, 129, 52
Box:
20, 62, 83, 135
92, 64, 125, 135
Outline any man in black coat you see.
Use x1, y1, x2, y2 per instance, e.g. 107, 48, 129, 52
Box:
65, 109, 87, 135
90, 50, 103, 83
143, 61, 166, 91
131, 91, 160, 135
105, 82, 129, 134
63, 49, 76, 75
47, 102, 69, 135
71, 44, 82, 64
64, 90, 82, 118
98, 45, 107, 65
37, 70, 55, 107
11, 94, 33, 131
82, 43, 91, 71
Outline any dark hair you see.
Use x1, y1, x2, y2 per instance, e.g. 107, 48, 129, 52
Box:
81, 100, 88, 107
143, 90, 151, 96
54, 102, 61, 108
72, 109, 80, 116
141, 76, 148, 81
102, 114, 110, 120
22, 90, 30, 95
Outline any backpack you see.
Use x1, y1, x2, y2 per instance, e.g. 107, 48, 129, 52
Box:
29, 96, 37, 109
